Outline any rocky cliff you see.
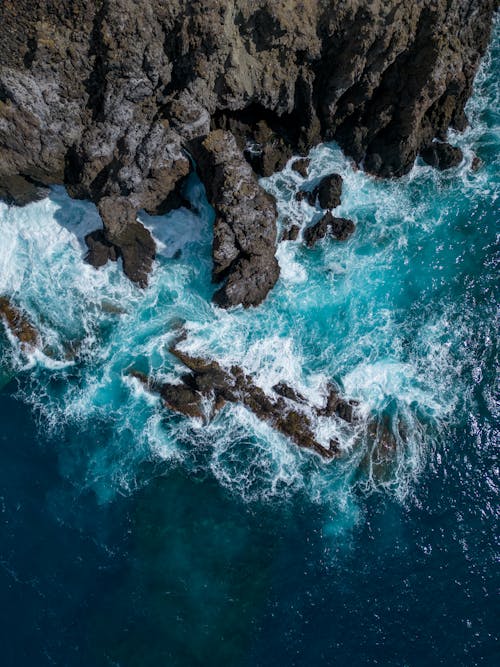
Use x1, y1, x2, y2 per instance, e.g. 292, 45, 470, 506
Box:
0, 0, 497, 306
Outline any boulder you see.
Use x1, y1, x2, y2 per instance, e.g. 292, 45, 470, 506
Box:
316, 173, 343, 209
292, 158, 311, 178
0, 297, 41, 349
280, 224, 300, 242
330, 216, 355, 241
304, 211, 355, 247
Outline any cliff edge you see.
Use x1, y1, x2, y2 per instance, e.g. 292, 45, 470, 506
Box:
0, 0, 496, 305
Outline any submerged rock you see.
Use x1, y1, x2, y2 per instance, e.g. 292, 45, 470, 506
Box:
420, 142, 463, 170
357, 415, 406, 485
0, 297, 41, 349
292, 158, 311, 178
192, 130, 280, 308
471, 155, 484, 172
315, 173, 343, 210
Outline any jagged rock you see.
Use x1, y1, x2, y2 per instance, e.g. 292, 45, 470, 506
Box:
192, 129, 279, 308
129, 339, 356, 459
96, 197, 156, 288
0, 0, 496, 300
471, 155, 483, 171
315, 173, 343, 210
0, 297, 41, 349
85, 230, 119, 268
0, 175, 49, 206
295, 190, 316, 205
273, 382, 307, 403
318, 383, 359, 423
420, 142, 463, 170
292, 158, 310, 178
304, 211, 356, 247
280, 224, 300, 242
304, 214, 330, 247
330, 216, 356, 241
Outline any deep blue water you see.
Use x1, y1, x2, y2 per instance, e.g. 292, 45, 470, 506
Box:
0, 22, 498, 667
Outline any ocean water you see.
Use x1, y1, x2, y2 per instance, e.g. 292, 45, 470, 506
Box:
0, 21, 498, 667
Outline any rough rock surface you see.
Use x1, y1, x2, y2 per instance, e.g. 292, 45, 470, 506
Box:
304, 212, 356, 247
316, 173, 343, 210
0, 297, 41, 349
296, 172, 344, 209
191, 129, 280, 308
280, 223, 301, 242
292, 158, 311, 178
0, 0, 496, 304
420, 142, 464, 170
129, 336, 364, 459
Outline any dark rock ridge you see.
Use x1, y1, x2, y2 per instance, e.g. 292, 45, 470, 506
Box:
304, 212, 356, 248
420, 141, 464, 170
0, 297, 41, 350
296, 172, 344, 209
130, 336, 359, 460
190, 129, 280, 308
0, 1, 496, 305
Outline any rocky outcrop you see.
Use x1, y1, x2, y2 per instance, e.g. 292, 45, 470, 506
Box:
130, 335, 362, 459
190, 129, 280, 308
280, 223, 301, 242
296, 172, 344, 209
304, 212, 356, 247
292, 158, 311, 178
315, 173, 344, 210
420, 142, 464, 170
0, 1, 496, 304
0, 297, 41, 350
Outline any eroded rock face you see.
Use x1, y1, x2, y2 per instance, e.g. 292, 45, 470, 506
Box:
192, 130, 280, 308
316, 173, 343, 210
304, 212, 356, 247
420, 142, 464, 170
0, 0, 496, 303
129, 338, 363, 459
0, 297, 41, 349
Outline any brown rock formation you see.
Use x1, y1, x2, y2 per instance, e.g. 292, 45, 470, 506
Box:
129, 336, 363, 459
0, 1, 496, 304
0, 297, 41, 350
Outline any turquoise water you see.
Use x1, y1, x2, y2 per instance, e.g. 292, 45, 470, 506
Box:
0, 22, 498, 667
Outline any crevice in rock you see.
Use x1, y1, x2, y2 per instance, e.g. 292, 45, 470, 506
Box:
84, 1, 110, 121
